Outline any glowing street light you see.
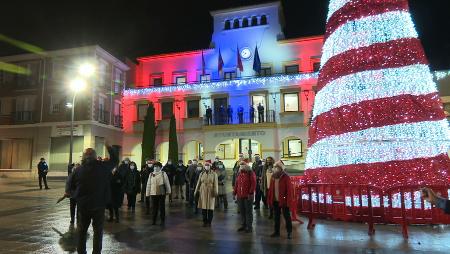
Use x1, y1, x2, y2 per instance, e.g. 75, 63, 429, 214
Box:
69, 78, 87, 93
78, 63, 95, 77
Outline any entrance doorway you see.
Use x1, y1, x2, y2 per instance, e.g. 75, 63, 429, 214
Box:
213, 97, 228, 124
214, 139, 261, 168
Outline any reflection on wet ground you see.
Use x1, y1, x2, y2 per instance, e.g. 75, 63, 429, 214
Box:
0, 178, 449, 253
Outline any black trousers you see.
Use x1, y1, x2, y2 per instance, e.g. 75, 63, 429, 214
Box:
151, 195, 166, 223
237, 198, 253, 229
202, 209, 214, 224
145, 197, 151, 212
108, 207, 119, 221
185, 182, 190, 202
77, 208, 105, 254
127, 193, 137, 209
141, 183, 147, 202
38, 174, 48, 189
255, 185, 266, 208
273, 201, 292, 234
216, 194, 228, 209
258, 112, 264, 123
70, 198, 77, 223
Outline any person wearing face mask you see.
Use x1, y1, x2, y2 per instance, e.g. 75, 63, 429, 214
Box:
263, 156, 275, 219
252, 154, 266, 210
174, 160, 187, 200
117, 158, 131, 207
186, 159, 198, 207
195, 161, 219, 227
234, 161, 256, 233
124, 161, 141, 212
215, 160, 228, 209
267, 161, 293, 239
212, 156, 221, 170
65, 144, 119, 254
163, 159, 176, 203
141, 159, 154, 214
146, 162, 171, 226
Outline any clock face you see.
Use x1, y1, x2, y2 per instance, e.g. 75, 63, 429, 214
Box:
240, 48, 252, 60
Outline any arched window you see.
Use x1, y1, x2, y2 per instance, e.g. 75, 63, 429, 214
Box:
233, 19, 240, 29
242, 18, 249, 27
260, 15, 267, 25
224, 20, 231, 30
251, 16, 258, 26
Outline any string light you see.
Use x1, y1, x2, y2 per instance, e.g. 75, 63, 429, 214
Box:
435, 70, 450, 81
123, 73, 318, 97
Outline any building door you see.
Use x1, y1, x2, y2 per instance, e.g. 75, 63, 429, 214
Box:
213, 97, 228, 124
239, 139, 261, 160
0, 139, 32, 169
252, 95, 267, 122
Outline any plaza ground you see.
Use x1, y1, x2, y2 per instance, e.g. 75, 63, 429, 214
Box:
0, 177, 449, 253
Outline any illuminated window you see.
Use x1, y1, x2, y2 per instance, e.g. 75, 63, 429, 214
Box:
175, 76, 186, 84
153, 77, 163, 87
161, 101, 173, 119
283, 138, 302, 157
224, 71, 236, 80
260, 15, 267, 25
251, 16, 258, 26
233, 19, 240, 29
313, 62, 321, 72
114, 68, 122, 94
137, 104, 148, 121
200, 74, 210, 83
260, 67, 272, 76
284, 93, 299, 112
285, 65, 299, 74
187, 100, 200, 118
224, 20, 231, 30
242, 18, 249, 27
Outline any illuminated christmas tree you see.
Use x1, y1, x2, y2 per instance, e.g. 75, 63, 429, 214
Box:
305, 0, 450, 189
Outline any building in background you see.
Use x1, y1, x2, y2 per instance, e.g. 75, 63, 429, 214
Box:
123, 2, 323, 171
0, 46, 128, 174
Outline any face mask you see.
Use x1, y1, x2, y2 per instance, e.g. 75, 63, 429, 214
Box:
193, 161, 198, 165
219, 165, 223, 169
197, 167, 202, 171
148, 163, 153, 167
205, 166, 211, 171
215, 159, 219, 162
179, 163, 183, 166
154, 167, 161, 172
130, 166, 135, 170
168, 162, 172, 165
124, 161, 129, 165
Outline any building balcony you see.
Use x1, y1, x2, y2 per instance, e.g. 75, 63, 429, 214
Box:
113, 115, 123, 128
12, 111, 35, 124
203, 110, 276, 126
98, 110, 109, 124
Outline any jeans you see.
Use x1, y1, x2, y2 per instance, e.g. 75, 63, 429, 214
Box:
151, 195, 166, 223
38, 174, 48, 189
237, 198, 253, 230
273, 201, 292, 234
202, 209, 214, 224
70, 198, 77, 223
77, 208, 105, 254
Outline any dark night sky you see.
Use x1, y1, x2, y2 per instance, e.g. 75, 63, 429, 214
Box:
1, 0, 449, 70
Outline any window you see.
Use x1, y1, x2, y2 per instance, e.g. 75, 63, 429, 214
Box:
284, 93, 299, 112
153, 77, 163, 87
242, 18, 249, 27
224, 20, 231, 30
187, 100, 200, 118
251, 16, 258, 26
200, 74, 210, 83
313, 62, 321, 72
50, 95, 65, 114
175, 76, 187, 84
161, 101, 173, 119
198, 143, 204, 160
114, 102, 122, 127
285, 64, 299, 74
114, 69, 122, 94
17, 61, 39, 88
137, 104, 148, 121
283, 138, 302, 157
260, 67, 272, 76
98, 96, 107, 123
260, 15, 267, 25
98, 60, 109, 87
233, 19, 240, 29
224, 71, 236, 80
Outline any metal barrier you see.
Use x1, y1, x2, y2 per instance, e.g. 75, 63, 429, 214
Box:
290, 176, 450, 238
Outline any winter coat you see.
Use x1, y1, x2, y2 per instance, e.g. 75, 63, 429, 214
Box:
231, 160, 241, 187
109, 170, 124, 208
216, 166, 227, 195
267, 172, 293, 208
195, 171, 219, 210
233, 170, 256, 199
37, 161, 48, 175
140, 166, 153, 187
262, 164, 274, 196
163, 164, 176, 185
117, 163, 129, 190
174, 165, 187, 186
146, 171, 171, 196
124, 168, 141, 194
185, 165, 197, 185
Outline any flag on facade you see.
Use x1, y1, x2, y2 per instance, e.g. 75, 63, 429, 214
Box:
253, 45, 261, 74
201, 50, 206, 75
237, 46, 243, 72
218, 48, 224, 73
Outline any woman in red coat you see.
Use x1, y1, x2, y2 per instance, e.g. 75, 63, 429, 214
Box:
267, 161, 293, 239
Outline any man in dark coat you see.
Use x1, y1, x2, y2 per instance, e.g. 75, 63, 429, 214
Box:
174, 160, 187, 199
227, 105, 233, 124
252, 154, 266, 209
185, 159, 198, 207
141, 159, 154, 214
206, 106, 213, 125
66, 144, 118, 254
219, 105, 226, 125
237, 105, 244, 124
249, 105, 255, 123
108, 166, 123, 223
257, 103, 265, 123
163, 159, 176, 203
37, 158, 49, 189
116, 158, 130, 207
124, 161, 141, 212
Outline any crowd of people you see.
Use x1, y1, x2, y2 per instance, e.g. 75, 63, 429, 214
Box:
205, 103, 266, 125
61, 144, 295, 253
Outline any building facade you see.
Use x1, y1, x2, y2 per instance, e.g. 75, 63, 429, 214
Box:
0, 46, 128, 174
123, 2, 323, 171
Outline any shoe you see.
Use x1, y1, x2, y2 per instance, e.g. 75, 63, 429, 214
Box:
237, 226, 246, 232
245, 228, 253, 233
270, 232, 280, 238
287, 233, 292, 239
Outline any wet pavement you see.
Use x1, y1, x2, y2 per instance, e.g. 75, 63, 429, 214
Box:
0, 177, 450, 253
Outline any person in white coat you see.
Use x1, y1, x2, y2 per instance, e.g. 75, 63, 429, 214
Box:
146, 162, 171, 226
194, 161, 219, 227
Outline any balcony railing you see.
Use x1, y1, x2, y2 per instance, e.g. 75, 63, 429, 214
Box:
13, 111, 34, 123
113, 115, 123, 128
98, 110, 109, 124
203, 110, 275, 126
